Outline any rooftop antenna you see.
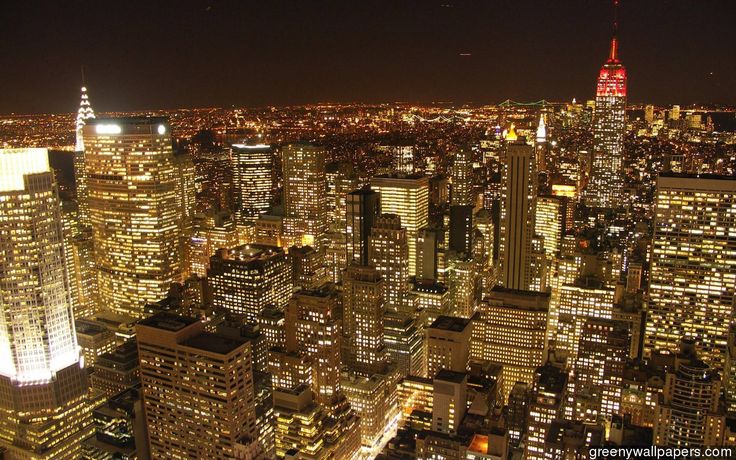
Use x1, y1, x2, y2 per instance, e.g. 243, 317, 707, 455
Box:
609, 0, 620, 62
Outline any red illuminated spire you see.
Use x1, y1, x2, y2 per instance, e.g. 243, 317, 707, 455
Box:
608, 0, 620, 63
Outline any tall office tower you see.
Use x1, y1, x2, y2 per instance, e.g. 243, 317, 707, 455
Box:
60, 201, 81, 313
444, 254, 477, 318
394, 145, 414, 174
570, 318, 629, 420
535, 114, 549, 173
471, 287, 549, 401
646, 173, 736, 372
136, 314, 258, 459
432, 370, 468, 435
289, 245, 327, 290
451, 145, 474, 206
173, 151, 196, 272
586, 1, 627, 208
71, 228, 99, 318
282, 143, 327, 247
326, 161, 360, 232
0, 148, 92, 459
75, 85, 96, 226
189, 211, 239, 276
426, 315, 472, 378
342, 264, 386, 375
209, 244, 291, 321
369, 214, 410, 313
325, 231, 347, 283
525, 364, 568, 460
535, 196, 562, 258
416, 228, 440, 281
372, 174, 429, 276
285, 286, 343, 405
346, 187, 381, 265
84, 117, 183, 318
555, 271, 616, 366
232, 144, 272, 224
448, 205, 474, 258
498, 133, 539, 291
653, 340, 725, 447
507, 382, 530, 447
384, 312, 425, 378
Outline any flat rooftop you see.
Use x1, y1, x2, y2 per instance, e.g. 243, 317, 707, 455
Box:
183, 332, 248, 355
138, 313, 199, 332
434, 369, 467, 384
429, 315, 471, 332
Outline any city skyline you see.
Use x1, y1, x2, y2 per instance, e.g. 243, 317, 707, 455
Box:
1, 1, 736, 114
3, 2, 736, 459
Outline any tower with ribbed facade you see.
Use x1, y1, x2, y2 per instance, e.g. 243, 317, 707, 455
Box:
74, 84, 95, 226
0, 148, 92, 459
586, 0, 627, 209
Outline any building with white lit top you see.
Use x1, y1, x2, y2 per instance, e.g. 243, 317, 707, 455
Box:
83, 117, 184, 318
0, 148, 93, 459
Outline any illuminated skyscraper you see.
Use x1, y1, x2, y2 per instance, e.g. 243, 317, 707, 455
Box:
372, 174, 429, 276
535, 195, 562, 258
0, 148, 92, 459
586, 0, 627, 208
570, 318, 629, 420
136, 314, 258, 458
285, 286, 343, 405
342, 264, 386, 375
556, 276, 615, 366
451, 145, 473, 206
384, 312, 425, 378
346, 187, 380, 265
282, 143, 327, 247
646, 173, 736, 372
498, 132, 540, 291
525, 364, 567, 460
471, 287, 549, 400
70, 228, 100, 318
74, 85, 95, 226
369, 214, 410, 313
84, 117, 184, 318
189, 211, 239, 276
535, 114, 548, 173
209, 244, 292, 321
653, 340, 725, 447
232, 144, 273, 224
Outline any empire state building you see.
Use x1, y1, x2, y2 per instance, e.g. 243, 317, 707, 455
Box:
586, 0, 627, 209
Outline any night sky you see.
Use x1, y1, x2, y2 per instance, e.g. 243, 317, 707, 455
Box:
2, 0, 735, 114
